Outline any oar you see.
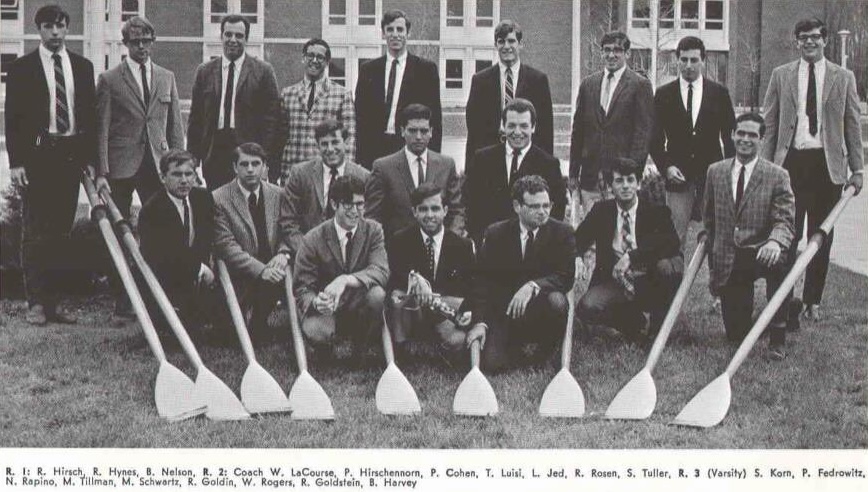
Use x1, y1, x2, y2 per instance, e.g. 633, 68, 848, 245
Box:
453, 339, 498, 416
673, 186, 857, 428
215, 260, 291, 414
82, 173, 204, 421
95, 181, 250, 421
376, 312, 422, 415
605, 236, 707, 420
283, 266, 335, 420
539, 286, 585, 417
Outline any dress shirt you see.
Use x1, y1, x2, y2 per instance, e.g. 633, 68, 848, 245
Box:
322, 161, 346, 206
404, 147, 429, 187
384, 51, 408, 134
731, 156, 758, 202
679, 75, 703, 128
499, 60, 521, 107
505, 143, 530, 182
795, 57, 826, 149
236, 181, 261, 206
303, 76, 323, 106
218, 52, 246, 129
612, 199, 639, 254
167, 192, 207, 277
419, 226, 445, 279
124, 56, 152, 105
38, 44, 76, 135
333, 219, 358, 263
600, 64, 627, 113
518, 222, 541, 292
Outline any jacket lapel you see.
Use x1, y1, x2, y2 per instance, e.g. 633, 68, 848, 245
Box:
235, 56, 252, 95
397, 153, 416, 192
737, 161, 765, 216
591, 72, 605, 124
785, 61, 799, 110
312, 161, 326, 209
822, 63, 838, 107
324, 223, 344, 269
606, 70, 630, 118
229, 183, 256, 241
121, 62, 147, 111
491, 68, 504, 120
346, 221, 365, 271
724, 158, 737, 213
694, 79, 711, 130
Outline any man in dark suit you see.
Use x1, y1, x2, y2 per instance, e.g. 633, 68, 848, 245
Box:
354, 9, 442, 168
187, 14, 280, 190
5, 5, 97, 325
651, 36, 735, 247
464, 98, 566, 243
575, 158, 682, 341
366, 104, 461, 238
464, 19, 553, 166
466, 176, 576, 372
570, 31, 654, 220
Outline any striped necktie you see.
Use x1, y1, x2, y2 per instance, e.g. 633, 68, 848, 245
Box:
504, 66, 514, 107
52, 54, 70, 134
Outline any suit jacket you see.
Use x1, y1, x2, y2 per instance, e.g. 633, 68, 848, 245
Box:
293, 218, 389, 315
354, 53, 442, 167
703, 157, 795, 292
4, 48, 97, 169
464, 143, 567, 239
96, 60, 185, 179
569, 68, 654, 188
366, 149, 462, 237
761, 59, 864, 184
650, 78, 735, 186
574, 198, 681, 287
386, 224, 475, 301
213, 180, 282, 280
464, 63, 554, 166
472, 218, 576, 325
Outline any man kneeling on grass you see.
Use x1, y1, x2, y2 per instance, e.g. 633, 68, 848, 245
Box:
293, 175, 389, 360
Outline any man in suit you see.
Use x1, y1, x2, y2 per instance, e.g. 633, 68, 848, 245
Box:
762, 18, 864, 321
704, 113, 796, 360
651, 36, 735, 247
575, 158, 682, 341
5, 5, 97, 325
466, 176, 576, 372
464, 98, 566, 243
187, 14, 280, 190
213, 143, 287, 337
277, 38, 355, 183
366, 104, 461, 238
464, 19, 553, 167
293, 176, 389, 353
354, 9, 442, 168
278, 119, 370, 259
570, 31, 654, 220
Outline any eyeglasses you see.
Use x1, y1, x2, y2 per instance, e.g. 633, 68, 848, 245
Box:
304, 53, 328, 62
796, 34, 824, 42
601, 47, 625, 55
339, 201, 366, 210
127, 38, 154, 47
521, 202, 552, 211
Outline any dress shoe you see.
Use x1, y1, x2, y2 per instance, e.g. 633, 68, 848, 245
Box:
802, 304, 821, 321
25, 304, 48, 326
47, 306, 78, 325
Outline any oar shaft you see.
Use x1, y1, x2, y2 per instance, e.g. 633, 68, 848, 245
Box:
284, 266, 308, 372
381, 312, 396, 364
470, 339, 480, 369
561, 285, 576, 369
215, 259, 257, 363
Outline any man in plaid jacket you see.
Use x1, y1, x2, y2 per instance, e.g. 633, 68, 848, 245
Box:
278, 38, 355, 184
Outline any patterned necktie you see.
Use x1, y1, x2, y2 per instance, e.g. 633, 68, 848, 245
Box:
223, 61, 235, 130
425, 235, 436, 281
343, 231, 353, 267
248, 192, 269, 260
140, 62, 150, 107
504, 66, 514, 107
735, 164, 746, 209
183, 199, 192, 247
621, 209, 634, 254
416, 156, 425, 187
307, 81, 316, 114
524, 230, 535, 261
509, 148, 520, 185
52, 54, 70, 134
325, 167, 338, 218
601, 70, 614, 114
385, 58, 399, 123
686, 82, 694, 129
807, 61, 817, 136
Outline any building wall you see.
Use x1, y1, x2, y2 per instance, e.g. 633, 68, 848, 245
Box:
759, 0, 825, 94
23, 0, 84, 35
147, 0, 204, 38
157, 42, 204, 100
383, 0, 440, 41
266, 42, 307, 90
265, 0, 321, 39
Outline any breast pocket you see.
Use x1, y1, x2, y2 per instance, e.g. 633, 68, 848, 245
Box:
158, 94, 172, 104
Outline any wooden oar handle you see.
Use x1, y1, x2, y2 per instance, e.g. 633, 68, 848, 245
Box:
470, 339, 480, 369
561, 282, 577, 369
284, 265, 308, 372
215, 259, 257, 363
381, 311, 395, 365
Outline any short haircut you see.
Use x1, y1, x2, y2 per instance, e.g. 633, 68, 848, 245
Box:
303, 38, 331, 60
502, 98, 537, 126
314, 119, 349, 141
600, 31, 631, 50
410, 183, 444, 208
494, 19, 522, 43
735, 112, 766, 138
603, 158, 642, 185
511, 175, 550, 203
159, 149, 196, 174
381, 9, 411, 31
122, 16, 156, 42
220, 14, 250, 39
794, 18, 827, 39
35, 4, 70, 26
232, 142, 268, 166
398, 104, 432, 129
676, 36, 705, 59
329, 175, 366, 204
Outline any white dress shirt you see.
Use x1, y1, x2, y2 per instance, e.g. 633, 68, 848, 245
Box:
124, 56, 152, 105
613, 199, 639, 255
404, 148, 429, 187
518, 222, 539, 258
680, 75, 703, 128
39, 44, 76, 135
600, 64, 627, 113
499, 60, 520, 107
237, 181, 261, 205
505, 143, 531, 182
419, 226, 445, 280
322, 161, 346, 207
166, 192, 207, 276
384, 51, 408, 135
795, 57, 826, 149
333, 219, 358, 263
218, 52, 246, 129
731, 156, 759, 202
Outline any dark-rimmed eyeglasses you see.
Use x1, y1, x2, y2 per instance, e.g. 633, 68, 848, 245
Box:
339, 201, 366, 210
796, 34, 823, 42
304, 53, 328, 62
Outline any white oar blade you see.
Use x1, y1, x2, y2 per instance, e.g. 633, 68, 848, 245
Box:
193, 368, 251, 421
288, 370, 335, 420
453, 367, 498, 417
375, 363, 421, 416
605, 367, 656, 420
671, 373, 732, 428
240, 362, 291, 415
155, 361, 206, 421
539, 367, 586, 418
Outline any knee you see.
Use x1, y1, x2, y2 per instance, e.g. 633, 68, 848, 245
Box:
576, 293, 602, 322
365, 286, 386, 311
544, 291, 568, 315
436, 322, 466, 352
302, 314, 335, 346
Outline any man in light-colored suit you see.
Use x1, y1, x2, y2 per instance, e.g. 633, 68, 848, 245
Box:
704, 113, 795, 360
366, 104, 461, 238
762, 17, 864, 321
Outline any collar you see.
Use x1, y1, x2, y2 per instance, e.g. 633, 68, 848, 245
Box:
734, 155, 759, 171
387, 51, 408, 66
499, 60, 520, 75
506, 142, 531, 159
236, 180, 261, 202
519, 221, 540, 238
222, 52, 245, 69
679, 74, 702, 91
404, 148, 428, 165
616, 198, 639, 217
606, 64, 627, 80
304, 75, 325, 90
39, 44, 68, 61
333, 218, 358, 238
166, 191, 189, 210
323, 160, 345, 176
420, 226, 444, 246
800, 56, 826, 69
125, 56, 151, 73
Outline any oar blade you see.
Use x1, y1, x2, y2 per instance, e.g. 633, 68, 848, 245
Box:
375, 363, 422, 416
193, 368, 251, 421
240, 362, 291, 415
539, 367, 586, 418
671, 373, 732, 428
605, 367, 656, 420
155, 361, 206, 421
288, 370, 335, 420
453, 367, 498, 417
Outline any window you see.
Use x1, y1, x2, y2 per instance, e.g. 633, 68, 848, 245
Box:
445, 59, 463, 89
446, 0, 463, 27
328, 0, 346, 25
476, 0, 493, 27
240, 0, 257, 24
210, 0, 258, 25
1, 0, 19, 20
631, 0, 650, 28
121, 0, 140, 21
1, 53, 18, 83
680, 0, 699, 29
358, 0, 376, 25
329, 58, 346, 86
210, 0, 228, 24
629, 0, 728, 35
705, 0, 724, 30
659, 0, 675, 29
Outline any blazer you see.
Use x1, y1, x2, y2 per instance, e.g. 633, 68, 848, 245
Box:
4, 48, 97, 169
464, 143, 567, 239
464, 63, 554, 166
569, 68, 654, 189
96, 60, 185, 179
293, 218, 389, 316
703, 157, 795, 292
650, 78, 736, 185
213, 180, 283, 280
761, 59, 864, 184
472, 218, 576, 325
386, 224, 475, 301
365, 148, 462, 238
354, 53, 442, 167
278, 158, 371, 257
574, 198, 681, 287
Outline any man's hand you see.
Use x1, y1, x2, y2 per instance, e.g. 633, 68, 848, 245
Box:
456, 311, 472, 327
612, 252, 632, 280
10, 168, 28, 188
466, 323, 487, 350
95, 175, 112, 194
757, 240, 782, 268
313, 292, 334, 315
266, 253, 289, 271
198, 264, 215, 287
322, 274, 351, 310
506, 282, 538, 319
409, 273, 435, 307
666, 166, 686, 184
848, 173, 863, 196
260, 265, 284, 284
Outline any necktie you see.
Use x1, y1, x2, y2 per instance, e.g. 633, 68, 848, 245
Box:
524, 230, 535, 261
735, 164, 746, 209
509, 148, 520, 184
140, 62, 150, 107
307, 81, 316, 114
621, 209, 634, 254
248, 192, 269, 260
504, 66, 514, 107
325, 167, 338, 218
385, 58, 399, 125
223, 61, 235, 130
425, 235, 436, 281
601, 70, 614, 114
52, 54, 70, 134
806, 61, 817, 136
182, 199, 192, 247
343, 231, 353, 266
686, 82, 694, 129
416, 156, 425, 187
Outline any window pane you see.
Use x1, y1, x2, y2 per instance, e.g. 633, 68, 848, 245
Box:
240, 0, 257, 14
446, 60, 462, 78
329, 58, 345, 86
681, 0, 699, 19
477, 0, 493, 17
705, 20, 723, 30
359, 17, 375, 25
447, 0, 463, 17
359, 0, 375, 16
476, 18, 492, 27
329, 0, 346, 16
0, 0, 18, 6
211, 0, 228, 13
706, 0, 723, 19
632, 0, 650, 19
659, 0, 674, 19
475, 59, 492, 73
122, 0, 139, 12
447, 19, 463, 27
